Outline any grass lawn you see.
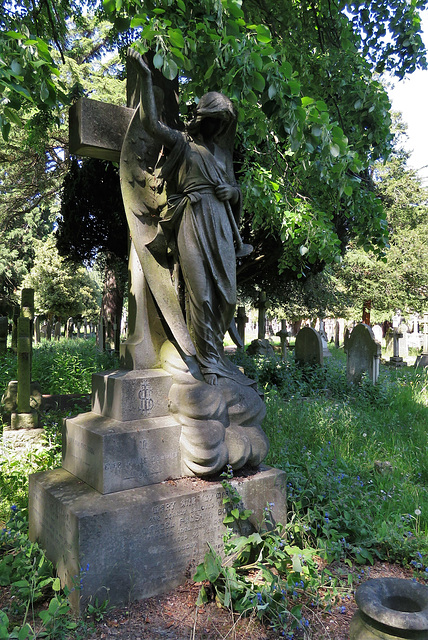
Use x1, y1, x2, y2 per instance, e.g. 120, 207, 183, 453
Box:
0, 339, 427, 638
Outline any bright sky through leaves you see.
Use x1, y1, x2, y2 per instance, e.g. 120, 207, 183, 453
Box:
388, 9, 428, 183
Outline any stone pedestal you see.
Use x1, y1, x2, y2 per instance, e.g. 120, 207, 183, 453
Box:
29, 365, 287, 612
29, 465, 286, 612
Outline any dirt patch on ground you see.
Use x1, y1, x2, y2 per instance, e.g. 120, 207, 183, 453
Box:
1, 561, 425, 639
77, 562, 425, 639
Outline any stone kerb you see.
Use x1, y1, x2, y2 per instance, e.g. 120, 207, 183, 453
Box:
346, 323, 381, 384
294, 327, 324, 366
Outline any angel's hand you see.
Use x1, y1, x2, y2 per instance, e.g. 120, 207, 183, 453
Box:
127, 48, 152, 77
215, 184, 239, 202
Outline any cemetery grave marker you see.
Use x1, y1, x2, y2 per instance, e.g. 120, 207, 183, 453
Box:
295, 326, 323, 366
29, 49, 286, 612
345, 323, 381, 384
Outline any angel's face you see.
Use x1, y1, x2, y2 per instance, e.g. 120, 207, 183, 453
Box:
199, 117, 223, 141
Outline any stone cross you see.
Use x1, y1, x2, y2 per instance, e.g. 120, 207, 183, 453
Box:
69, 57, 180, 370
235, 306, 248, 349
276, 320, 288, 360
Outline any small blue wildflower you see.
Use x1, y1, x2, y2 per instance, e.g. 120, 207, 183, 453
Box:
256, 592, 263, 604
340, 606, 346, 614
10, 505, 17, 512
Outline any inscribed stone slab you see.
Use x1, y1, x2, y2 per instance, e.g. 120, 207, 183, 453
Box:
29, 466, 287, 612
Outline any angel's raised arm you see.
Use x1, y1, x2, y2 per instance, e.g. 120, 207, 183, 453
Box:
127, 48, 181, 149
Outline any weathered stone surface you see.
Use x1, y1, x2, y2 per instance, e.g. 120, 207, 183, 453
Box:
346, 323, 381, 384
92, 369, 173, 422
10, 412, 39, 429
3, 427, 45, 450
294, 327, 323, 366
350, 578, 428, 639
29, 465, 287, 612
62, 412, 182, 494
69, 98, 134, 162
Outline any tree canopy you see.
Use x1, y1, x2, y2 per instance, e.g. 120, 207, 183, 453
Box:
2, 0, 427, 308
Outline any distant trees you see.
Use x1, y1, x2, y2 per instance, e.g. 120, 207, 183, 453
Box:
330, 125, 428, 321
57, 158, 128, 335
23, 236, 100, 321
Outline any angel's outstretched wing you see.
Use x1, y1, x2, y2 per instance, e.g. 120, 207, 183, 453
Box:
120, 104, 195, 359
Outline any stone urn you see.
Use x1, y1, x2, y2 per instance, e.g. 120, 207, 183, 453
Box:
350, 578, 428, 639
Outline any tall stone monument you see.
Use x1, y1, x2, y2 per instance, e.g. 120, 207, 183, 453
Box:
29, 48, 286, 612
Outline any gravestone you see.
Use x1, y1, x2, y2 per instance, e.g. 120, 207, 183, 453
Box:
0, 317, 8, 354
235, 306, 248, 349
415, 312, 428, 368
372, 324, 383, 345
40, 322, 47, 340
29, 53, 285, 613
46, 320, 52, 341
295, 327, 323, 366
345, 323, 381, 384
54, 321, 61, 341
397, 322, 408, 358
276, 320, 288, 360
386, 328, 407, 367
66, 317, 74, 339
34, 316, 41, 344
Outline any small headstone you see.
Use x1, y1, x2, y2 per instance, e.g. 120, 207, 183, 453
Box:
246, 338, 275, 357
66, 317, 74, 339
372, 324, 383, 344
345, 323, 381, 384
295, 327, 323, 366
34, 316, 41, 344
387, 328, 407, 367
398, 322, 408, 358
54, 321, 62, 340
40, 322, 47, 339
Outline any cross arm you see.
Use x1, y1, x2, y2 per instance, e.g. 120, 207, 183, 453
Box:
69, 98, 134, 162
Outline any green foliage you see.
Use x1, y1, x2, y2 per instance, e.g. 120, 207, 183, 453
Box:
0, 508, 81, 639
195, 468, 349, 635
103, 0, 400, 283
331, 134, 428, 320
0, 338, 118, 397
258, 353, 428, 565
23, 236, 101, 321
196, 350, 428, 632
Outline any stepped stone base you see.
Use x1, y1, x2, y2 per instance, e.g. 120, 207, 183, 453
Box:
29, 465, 287, 612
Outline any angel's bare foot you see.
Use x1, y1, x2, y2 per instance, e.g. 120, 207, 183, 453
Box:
204, 373, 218, 385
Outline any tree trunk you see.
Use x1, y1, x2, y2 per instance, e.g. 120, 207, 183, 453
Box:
101, 254, 125, 350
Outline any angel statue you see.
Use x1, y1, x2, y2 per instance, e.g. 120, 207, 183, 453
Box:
120, 48, 269, 475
